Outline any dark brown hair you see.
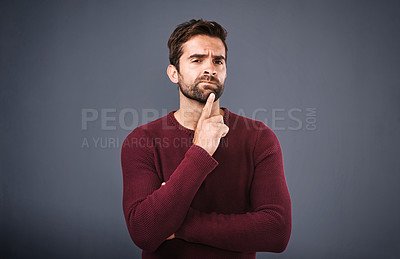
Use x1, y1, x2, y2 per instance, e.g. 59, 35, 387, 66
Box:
167, 19, 228, 72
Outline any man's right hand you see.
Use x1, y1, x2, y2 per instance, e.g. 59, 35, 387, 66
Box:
192, 93, 229, 156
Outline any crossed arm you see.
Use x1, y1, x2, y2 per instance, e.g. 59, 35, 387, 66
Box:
174, 146, 291, 253
121, 129, 291, 253
122, 142, 218, 252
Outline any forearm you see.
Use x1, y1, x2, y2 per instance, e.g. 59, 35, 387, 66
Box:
176, 129, 292, 253
123, 145, 218, 251
175, 201, 291, 253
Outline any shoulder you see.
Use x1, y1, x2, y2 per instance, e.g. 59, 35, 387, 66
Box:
252, 121, 281, 165
121, 114, 168, 153
227, 109, 278, 142
124, 114, 167, 140
227, 109, 281, 159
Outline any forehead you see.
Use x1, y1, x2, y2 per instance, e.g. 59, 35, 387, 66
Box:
181, 35, 226, 57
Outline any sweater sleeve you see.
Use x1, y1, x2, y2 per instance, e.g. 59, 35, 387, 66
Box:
174, 125, 292, 253
121, 128, 218, 252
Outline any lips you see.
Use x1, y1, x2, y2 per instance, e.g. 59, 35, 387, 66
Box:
199, 81, 216, 85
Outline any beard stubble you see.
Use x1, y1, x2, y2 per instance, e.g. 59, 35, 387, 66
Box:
178, 74, 224, 104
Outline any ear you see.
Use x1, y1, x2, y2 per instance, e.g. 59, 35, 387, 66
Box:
167, 64, 179, 84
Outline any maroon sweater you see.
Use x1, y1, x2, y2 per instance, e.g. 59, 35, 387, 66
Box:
121, 108, 291, 258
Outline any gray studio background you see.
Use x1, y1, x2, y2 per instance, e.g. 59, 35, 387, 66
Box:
1, 0, 400, 258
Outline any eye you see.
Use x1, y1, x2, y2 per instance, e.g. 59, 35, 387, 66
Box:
192, 59, 200, 63
214, 60, 224, 65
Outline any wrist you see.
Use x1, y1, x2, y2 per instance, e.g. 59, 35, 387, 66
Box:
193, 143, 213, 156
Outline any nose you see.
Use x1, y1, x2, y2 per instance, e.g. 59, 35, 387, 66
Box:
203, 59, 217, 76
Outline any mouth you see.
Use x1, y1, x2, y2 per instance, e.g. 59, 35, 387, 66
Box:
199, 81, 216, 85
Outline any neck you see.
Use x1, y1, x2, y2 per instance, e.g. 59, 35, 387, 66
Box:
174, 91, 223, 130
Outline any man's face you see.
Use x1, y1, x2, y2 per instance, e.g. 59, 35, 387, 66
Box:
177, 35, 227, 104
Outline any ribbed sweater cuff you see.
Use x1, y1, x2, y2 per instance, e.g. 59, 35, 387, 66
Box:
188, 144, 219, 169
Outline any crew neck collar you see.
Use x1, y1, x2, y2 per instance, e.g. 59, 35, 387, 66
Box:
167, 107, 230, 135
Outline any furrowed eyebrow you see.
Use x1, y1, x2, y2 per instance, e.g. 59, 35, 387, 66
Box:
188, 54, 207, 59
188, 54, 226, 60
213, 55, 226, 61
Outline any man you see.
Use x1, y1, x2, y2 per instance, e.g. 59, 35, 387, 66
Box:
121, 19, 291, 258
